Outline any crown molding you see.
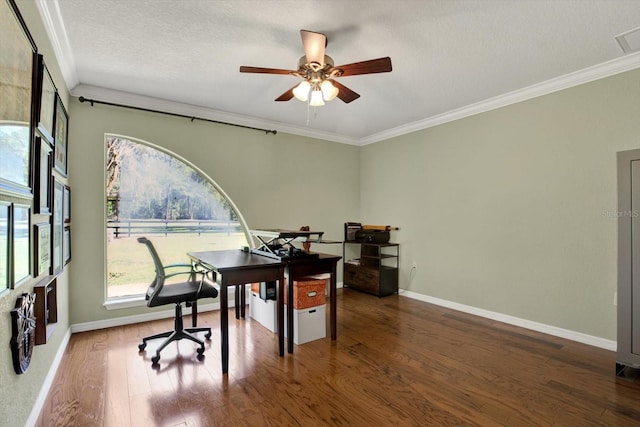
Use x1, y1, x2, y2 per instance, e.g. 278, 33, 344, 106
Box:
359, 51, 640, 145
74, 51, 640, 147
71, 84, 360, 145
35, 0, 79, 90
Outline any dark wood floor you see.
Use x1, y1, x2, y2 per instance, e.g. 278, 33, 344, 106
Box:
37, 289, 640, 426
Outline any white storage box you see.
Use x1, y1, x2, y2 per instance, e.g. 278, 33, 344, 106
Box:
249, 291, 277, 332
284, 304, 326, 345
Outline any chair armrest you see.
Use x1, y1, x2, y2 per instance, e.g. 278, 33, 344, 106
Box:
163, 263, 193, 270
164, 270, 196, 280
163, 263, 200, 280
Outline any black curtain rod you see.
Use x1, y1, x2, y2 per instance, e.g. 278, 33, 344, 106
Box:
78, 96, 277, 135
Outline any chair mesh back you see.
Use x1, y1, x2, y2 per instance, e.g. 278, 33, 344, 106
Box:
137, 237, 166, 301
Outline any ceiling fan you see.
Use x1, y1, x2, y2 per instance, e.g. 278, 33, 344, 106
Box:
239, 30, 392, 106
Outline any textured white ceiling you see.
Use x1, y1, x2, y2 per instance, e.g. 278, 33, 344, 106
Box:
39, 0, 640, 144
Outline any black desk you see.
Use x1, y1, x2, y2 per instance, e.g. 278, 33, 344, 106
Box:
187, 250, 285, 374
187, 250, 342, 373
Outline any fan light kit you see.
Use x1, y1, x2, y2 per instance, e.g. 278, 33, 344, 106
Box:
240, 30, 392, 106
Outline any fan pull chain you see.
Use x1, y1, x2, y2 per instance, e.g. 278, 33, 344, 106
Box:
305, 103, 321, 126
306, 100, 311, 126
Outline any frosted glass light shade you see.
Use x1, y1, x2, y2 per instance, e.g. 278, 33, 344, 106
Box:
309, 89, 325, 106
320, 80, 339, 101
293, 81, 311, 101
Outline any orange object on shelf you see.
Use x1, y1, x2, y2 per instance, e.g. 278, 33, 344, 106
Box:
362, 224, 399, 231
250, 282, 260, 294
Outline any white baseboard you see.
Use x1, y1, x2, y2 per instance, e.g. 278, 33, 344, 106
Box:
399, 289, 616, 352
27, 328, 72, 427
72, 301, 223, 333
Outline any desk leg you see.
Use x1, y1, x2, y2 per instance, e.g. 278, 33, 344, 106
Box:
240, 284, 246, 318
287, 274, 294, 353
330, 262, 337, 340
234, 286, 240, 320
220, 283, 229, 374
277, 272, 285, 356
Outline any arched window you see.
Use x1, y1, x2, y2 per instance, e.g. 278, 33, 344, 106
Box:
105, 134, 249, 300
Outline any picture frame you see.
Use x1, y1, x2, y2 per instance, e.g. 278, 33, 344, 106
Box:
63, 185, 70, 223
34, 136, 52, 214
0, 201, 10, 294
51, 179, 63, 275
0, 0, 38, 196
37, 57, 56, 144
64, 226, 71, 265
12, 203, 30, 287
34, 222, 50, 276
53, 94, 68, 176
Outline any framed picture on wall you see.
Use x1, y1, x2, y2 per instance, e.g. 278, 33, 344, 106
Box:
34, 136, 53, 214
53, 94, 68, 176
63, 185, 70, 223
13, 203, 31, 287
0, 0, 37, 196
34, 222, 50, 276
51, 180, 63, 275
37, 58, 56, 144
64, 226, 71, 265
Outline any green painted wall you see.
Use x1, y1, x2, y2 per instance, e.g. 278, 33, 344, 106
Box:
360, 67, 640, 340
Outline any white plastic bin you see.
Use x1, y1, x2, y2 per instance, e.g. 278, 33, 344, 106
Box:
249, 291, 277, 332
284, 304, 326, 345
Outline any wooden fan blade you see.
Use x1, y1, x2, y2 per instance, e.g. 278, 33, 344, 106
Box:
275, 84, 297, 102
333, 57, 392, 77
329, 80, 360, 103
239, 66, 295, 75
300, 30, 326, 65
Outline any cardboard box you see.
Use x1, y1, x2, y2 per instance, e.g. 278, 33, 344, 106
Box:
285, 277, 327, 309
284, 304, 326, 345
249, 291, 277, 332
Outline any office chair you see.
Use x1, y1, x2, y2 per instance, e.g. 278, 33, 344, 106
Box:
136, 237, 218, 365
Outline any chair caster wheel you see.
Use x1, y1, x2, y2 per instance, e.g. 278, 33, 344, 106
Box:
197, 353, 205, 361
138, 343, 146, 352
205, 332, 212, 340
151, 354, 160, 365
197, 347, 205, 356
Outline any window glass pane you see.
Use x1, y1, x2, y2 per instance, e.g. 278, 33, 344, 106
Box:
0, 124, 30, 187
0, 202, 9, 292
0, 0, 34, 190
13, 204, 30, 284
105, 135, 248, 299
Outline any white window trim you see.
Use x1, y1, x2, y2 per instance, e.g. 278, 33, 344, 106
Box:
103, 295, 146, 310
